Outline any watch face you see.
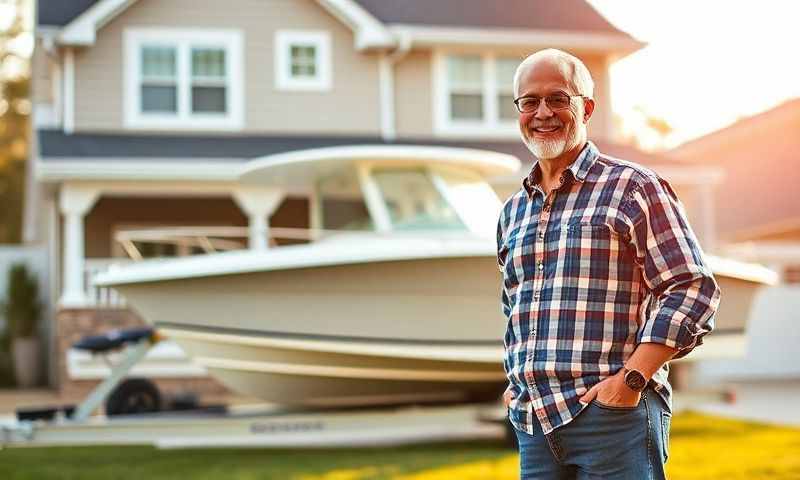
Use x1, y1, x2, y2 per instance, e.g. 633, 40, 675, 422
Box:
625, 369, 647, 391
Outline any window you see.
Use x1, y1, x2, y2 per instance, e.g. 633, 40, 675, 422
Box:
124, 28, 243, 130
140, 46, 177, 113
435, 52, 521, 137
447, 56, 483, 121
275, 30, 332, 91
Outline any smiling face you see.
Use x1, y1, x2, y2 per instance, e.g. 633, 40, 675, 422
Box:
516, 57, 595, 162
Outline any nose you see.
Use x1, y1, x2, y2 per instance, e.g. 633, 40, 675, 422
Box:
534, 98, 554, 119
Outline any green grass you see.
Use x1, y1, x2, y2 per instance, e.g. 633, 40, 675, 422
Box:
2, 412, 799, 479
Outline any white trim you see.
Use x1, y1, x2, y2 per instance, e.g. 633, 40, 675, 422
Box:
58, 0, 138, 45
33, 103, 58, 128
123, 28, 244, 131
274, 30, 332, 92
432, 50, 519, 139
37, 159, 244, 181
52, 53, 63, 127
390, 25, 644, 52
313, 0, 394, 50
378, 53, 395, 141
62, 47, 74, 134
54, 0, 395, 50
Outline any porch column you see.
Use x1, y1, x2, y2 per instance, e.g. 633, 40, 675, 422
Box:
232, 187, 284, 250
58, 184, 100, 307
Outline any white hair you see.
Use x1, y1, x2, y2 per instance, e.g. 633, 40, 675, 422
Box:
513, 48, 594, 99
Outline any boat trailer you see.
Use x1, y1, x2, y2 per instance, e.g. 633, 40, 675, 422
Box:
1, 328, 509, 449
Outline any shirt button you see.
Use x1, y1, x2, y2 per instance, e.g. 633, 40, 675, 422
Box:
537, 261, 544, 270
537, 231, 544, 240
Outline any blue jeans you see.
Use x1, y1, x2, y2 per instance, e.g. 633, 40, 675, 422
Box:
514, 387, 671, 479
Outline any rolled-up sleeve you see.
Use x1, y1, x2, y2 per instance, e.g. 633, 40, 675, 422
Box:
620, 173, 722, 359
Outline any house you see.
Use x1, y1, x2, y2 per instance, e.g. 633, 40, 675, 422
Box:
669, 99, 800, 423
27, 0, 750, 400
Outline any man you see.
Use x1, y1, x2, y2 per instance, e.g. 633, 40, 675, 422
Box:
497, 48, 721, 479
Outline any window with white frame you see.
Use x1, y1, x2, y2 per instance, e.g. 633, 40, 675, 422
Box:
124, 29, 243, 130
275, 30, 332, 91
435, 53, 521, 136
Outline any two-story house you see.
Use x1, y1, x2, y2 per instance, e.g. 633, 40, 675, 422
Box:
27, 0, 749, 400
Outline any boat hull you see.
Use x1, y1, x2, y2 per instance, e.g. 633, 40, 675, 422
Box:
115, 254, 509, 406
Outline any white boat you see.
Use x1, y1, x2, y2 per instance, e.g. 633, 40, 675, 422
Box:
94, 145, 777, 408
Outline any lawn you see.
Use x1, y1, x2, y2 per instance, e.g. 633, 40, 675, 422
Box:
2, 412, 799, 479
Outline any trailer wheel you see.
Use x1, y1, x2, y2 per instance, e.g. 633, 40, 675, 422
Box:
105, 378, 161, 416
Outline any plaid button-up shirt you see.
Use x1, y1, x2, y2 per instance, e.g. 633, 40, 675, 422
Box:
497, 141, 721, 436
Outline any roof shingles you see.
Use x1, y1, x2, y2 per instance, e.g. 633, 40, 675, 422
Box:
38, 0, 630, 38
354, 0, 626, 33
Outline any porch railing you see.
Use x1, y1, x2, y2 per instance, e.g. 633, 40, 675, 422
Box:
84, 258, 135, 308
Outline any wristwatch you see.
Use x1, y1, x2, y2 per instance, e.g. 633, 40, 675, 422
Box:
623, 367, 648, 392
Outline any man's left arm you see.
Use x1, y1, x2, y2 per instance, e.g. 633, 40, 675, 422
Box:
580, 174, 722, 406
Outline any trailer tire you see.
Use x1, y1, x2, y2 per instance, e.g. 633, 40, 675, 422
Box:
105, 378, 161, 416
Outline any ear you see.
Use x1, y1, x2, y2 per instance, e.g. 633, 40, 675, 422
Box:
581, 98, 595, 123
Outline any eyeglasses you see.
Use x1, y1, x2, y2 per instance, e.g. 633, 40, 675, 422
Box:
513, 94, 586, 113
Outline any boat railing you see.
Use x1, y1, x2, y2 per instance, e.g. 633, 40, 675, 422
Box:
112, 225, 364, 261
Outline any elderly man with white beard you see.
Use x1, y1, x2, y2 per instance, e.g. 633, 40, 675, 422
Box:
496, 48, 721, 479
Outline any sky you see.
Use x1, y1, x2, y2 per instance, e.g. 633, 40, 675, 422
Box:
587, 0, 800, 149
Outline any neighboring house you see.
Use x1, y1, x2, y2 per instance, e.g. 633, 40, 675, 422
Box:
670, 99, 800, 421
28, 0, 728, 398
670, 98, 800, 282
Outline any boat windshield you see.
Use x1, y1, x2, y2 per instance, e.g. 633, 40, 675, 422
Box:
372, 169, 466, 231
317, 168, 373, 231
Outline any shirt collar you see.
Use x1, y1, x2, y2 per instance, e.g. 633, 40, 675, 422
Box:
523, 141, 599, 196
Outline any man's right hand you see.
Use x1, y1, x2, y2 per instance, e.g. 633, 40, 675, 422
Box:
502, 386, 515, 408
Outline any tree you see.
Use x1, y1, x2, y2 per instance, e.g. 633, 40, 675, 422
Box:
0, 0, 31, 244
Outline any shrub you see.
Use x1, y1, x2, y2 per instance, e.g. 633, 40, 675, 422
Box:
1, 263, 42, 339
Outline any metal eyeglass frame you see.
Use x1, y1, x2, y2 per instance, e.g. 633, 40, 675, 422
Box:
513, 94, 587, 113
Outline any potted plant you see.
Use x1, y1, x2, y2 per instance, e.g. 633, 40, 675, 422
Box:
1, 263, 43, 388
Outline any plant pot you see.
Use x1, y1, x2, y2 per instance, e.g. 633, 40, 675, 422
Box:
12, 337, 41, 388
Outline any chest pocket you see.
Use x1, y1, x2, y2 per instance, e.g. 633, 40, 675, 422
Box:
560, 222, 620, 278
